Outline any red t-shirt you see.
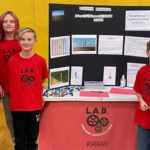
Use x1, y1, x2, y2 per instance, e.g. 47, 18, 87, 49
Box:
0, 39, 21, 94
8, 53, 48, 111
134, 64, 150, 128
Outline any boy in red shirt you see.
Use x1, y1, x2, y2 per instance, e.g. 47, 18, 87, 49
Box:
134, 40, 150, 150
8, 28, 48, 150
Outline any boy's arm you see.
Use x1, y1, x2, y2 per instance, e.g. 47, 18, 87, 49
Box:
0, 84, 4, 98
0, 71, 4, 98
136, 93, 150, 111
41, 59, 49, 108
42, 78, 48, 107
133, 69, 149, 111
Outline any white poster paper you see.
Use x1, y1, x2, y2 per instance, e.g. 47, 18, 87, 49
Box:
124, 36, 150, 57
70, 66, 83, 85
127, 63, 145, 87
125, 10, 150, 31
103, 66, 116, 85
98, 35, 123, 55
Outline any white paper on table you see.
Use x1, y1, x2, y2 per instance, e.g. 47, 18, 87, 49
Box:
103, 66, 116, 85
127, 63, 145, 87
125, 10, 150, 31
70, 66, 83, 85
98, 35, 123, 55
124, 36, 150, 58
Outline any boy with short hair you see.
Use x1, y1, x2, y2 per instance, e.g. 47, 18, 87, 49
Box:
8, 27, 48, 150
134, 40, 150, 150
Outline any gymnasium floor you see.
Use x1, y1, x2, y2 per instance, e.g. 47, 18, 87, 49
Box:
0, 101, 13, 150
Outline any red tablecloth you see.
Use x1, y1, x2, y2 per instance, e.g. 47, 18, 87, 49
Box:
39, 101, 137, 150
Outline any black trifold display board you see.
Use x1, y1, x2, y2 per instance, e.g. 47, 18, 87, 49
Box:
49, 4, 149, 86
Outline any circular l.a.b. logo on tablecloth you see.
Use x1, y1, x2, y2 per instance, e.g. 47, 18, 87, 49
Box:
81, 107, 112, 136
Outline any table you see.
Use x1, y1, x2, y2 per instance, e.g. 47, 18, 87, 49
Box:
39, 91, 138, 150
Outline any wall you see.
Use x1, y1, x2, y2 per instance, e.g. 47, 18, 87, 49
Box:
0, 0, 150, 63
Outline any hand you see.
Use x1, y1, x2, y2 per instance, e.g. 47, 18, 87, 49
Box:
0, 85, 4, 98
41, 101, 48, 112
139, 99, 150, 111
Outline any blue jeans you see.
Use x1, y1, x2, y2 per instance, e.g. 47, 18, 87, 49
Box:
137, 125, 150, 150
